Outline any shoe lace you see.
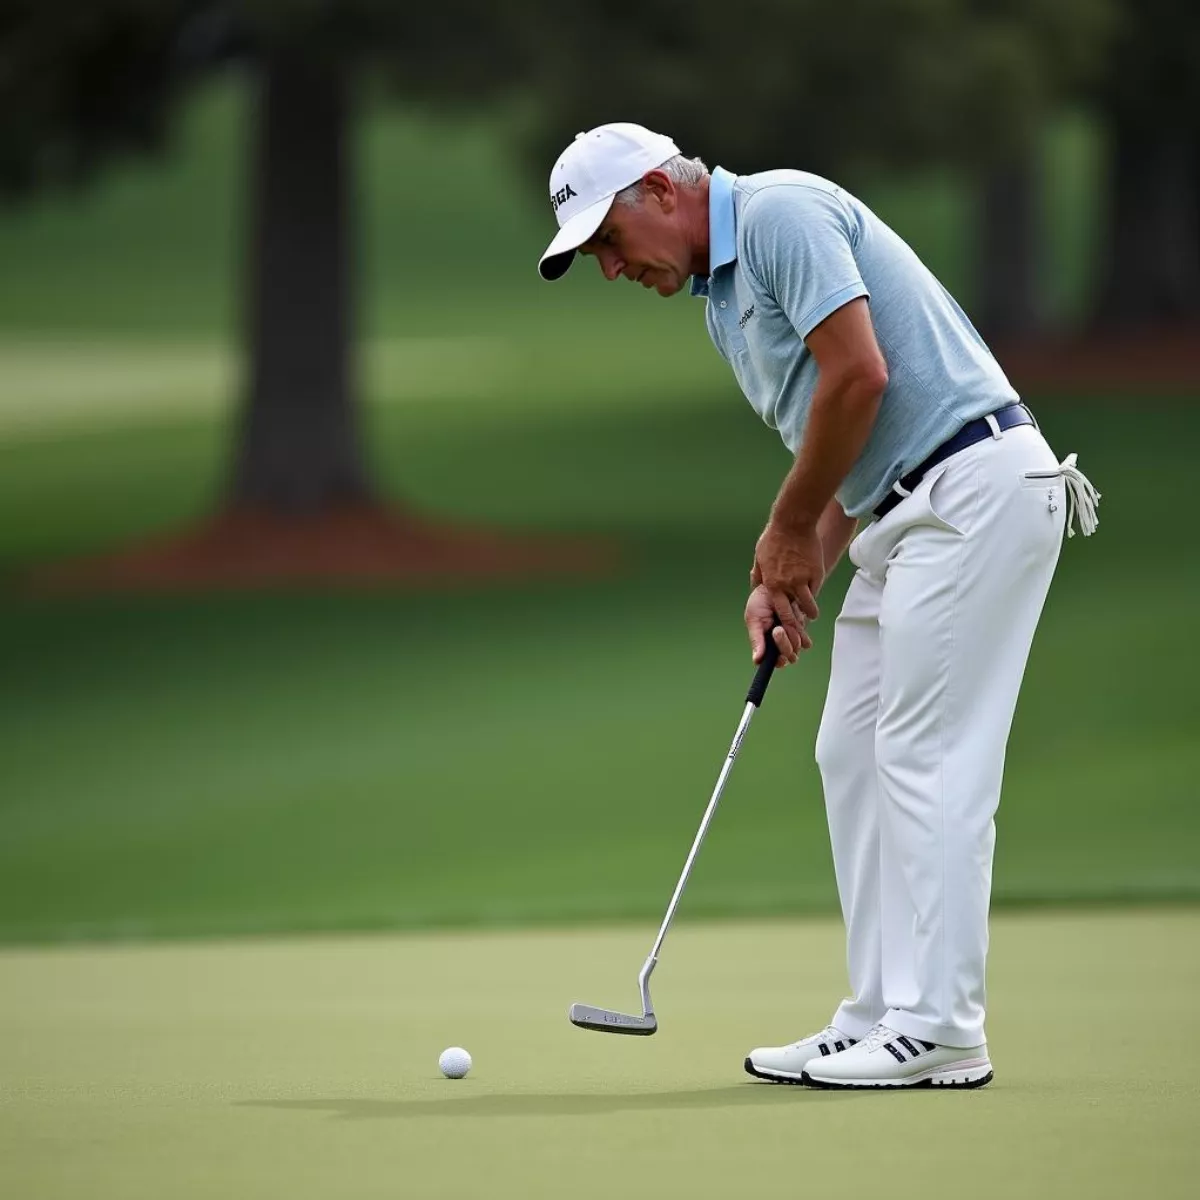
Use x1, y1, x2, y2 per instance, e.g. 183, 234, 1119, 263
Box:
786, 1025, 843, 1051
862, 1023, 900, 1052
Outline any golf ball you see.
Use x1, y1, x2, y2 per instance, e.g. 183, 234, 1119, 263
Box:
439, 1046, 472, 1079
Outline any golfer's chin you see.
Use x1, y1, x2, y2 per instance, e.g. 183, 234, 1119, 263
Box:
643, 269, 682, 297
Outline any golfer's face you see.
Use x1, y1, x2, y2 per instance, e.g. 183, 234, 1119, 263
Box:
580, 196, 688, 297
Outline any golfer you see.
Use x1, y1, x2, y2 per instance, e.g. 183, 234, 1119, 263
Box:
538, 123, 1098, 1089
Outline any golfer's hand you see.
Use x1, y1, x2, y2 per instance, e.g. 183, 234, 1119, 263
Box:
750, 520, 824, 657
746, 584, 812, 667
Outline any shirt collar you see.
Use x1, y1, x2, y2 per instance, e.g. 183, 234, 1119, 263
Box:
691, 165, 737, 298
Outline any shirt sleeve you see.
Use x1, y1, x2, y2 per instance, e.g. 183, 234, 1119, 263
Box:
739, 184, 869, 342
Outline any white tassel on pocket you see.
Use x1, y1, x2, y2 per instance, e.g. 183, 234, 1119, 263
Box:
1057, 453, 1100, 538
1022, 453, 1100, 538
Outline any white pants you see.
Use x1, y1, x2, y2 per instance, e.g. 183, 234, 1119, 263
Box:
816, 423, 1069, 1048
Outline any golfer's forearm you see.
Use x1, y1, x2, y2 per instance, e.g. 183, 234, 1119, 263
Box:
769, 376, 882, 530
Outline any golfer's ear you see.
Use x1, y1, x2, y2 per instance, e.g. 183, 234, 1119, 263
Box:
643, 170, 675, 211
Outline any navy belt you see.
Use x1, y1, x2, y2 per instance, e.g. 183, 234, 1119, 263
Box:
874, 403, 1035, 520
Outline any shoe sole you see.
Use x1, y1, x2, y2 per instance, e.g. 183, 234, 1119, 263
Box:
743, 1056, 814, 1085
802, 1059, 994, 1090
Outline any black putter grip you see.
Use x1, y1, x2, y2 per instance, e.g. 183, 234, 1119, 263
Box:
746, 619, 783, 708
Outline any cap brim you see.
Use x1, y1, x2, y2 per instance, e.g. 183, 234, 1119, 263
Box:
537, 195, 613, 281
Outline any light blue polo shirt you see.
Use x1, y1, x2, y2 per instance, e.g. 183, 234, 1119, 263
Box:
692, 167, 1019, 517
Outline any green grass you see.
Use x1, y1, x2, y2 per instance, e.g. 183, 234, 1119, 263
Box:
0, 74, 1188, 945
0, 387, 1195, 943
0, 77, 1104, 338
2, 911, 1197, 1200
0, 78, 678, 338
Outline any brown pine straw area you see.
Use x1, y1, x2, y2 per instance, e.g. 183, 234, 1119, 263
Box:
994, 325, 1200, 395
24, 506, 617, 595
17, 325, 1199, 597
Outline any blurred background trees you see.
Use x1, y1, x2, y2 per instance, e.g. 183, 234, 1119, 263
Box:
0, 1, 1194, 537
1089, 0, 1200, 328
0, 2, 531, 516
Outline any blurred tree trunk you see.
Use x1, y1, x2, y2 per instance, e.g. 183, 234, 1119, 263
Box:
1095, 123, 1200, 328
974, 153, 1045, 340
232, 48, 371, 511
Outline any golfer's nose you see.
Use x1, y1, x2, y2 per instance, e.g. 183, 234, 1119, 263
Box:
599, 250, 623, 282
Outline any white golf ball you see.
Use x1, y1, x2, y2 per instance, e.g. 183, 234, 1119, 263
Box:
439, 1046, 472, 1079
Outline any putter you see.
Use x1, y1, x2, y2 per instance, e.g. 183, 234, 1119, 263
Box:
569, 621, 785, 1035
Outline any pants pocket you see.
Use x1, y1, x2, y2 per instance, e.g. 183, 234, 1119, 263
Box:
1016, 472, 1067, 545
1019, 468, 1063, 487
924, 466, 967, 537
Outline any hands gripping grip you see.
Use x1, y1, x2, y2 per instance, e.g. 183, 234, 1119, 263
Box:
746, 619, 783, 708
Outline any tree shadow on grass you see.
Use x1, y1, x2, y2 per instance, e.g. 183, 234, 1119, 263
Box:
239, 1084, 844, 1120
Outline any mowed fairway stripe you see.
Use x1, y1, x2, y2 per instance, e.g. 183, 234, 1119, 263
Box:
1, 910, 1197, 1200
0, 328, 721, 444
0, 337, 508, 442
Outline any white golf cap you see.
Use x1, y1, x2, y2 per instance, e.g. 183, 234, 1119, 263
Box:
538, 123, 680, 281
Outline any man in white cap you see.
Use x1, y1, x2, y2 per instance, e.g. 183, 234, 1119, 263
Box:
539, 123, 1098, 1089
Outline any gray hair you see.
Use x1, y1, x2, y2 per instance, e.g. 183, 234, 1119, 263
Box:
614, 154, 709, 206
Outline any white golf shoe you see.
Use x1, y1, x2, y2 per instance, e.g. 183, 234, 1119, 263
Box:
744, 1025, 859, 1084
801, 1024, 993, 1089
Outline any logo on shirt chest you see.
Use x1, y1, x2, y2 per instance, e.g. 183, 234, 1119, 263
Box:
738, 304, 755, 329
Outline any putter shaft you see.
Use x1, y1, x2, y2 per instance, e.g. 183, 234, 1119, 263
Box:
570, 692, 769, 1034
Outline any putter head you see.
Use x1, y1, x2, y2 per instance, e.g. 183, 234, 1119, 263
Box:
568, 1002, 658, 1036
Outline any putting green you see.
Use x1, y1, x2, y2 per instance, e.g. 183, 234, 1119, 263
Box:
2, 910, 1197, 1199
